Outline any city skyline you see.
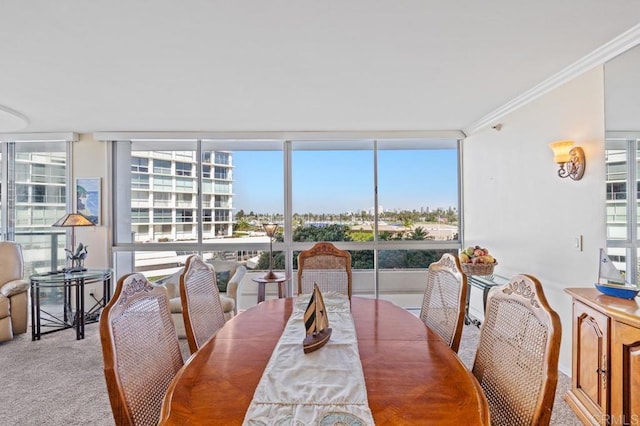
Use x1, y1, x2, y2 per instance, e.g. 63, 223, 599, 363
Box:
232, 149, 458, 214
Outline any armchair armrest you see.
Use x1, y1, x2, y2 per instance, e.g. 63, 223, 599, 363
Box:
225, 265, 246, 314
155, 269, 183, 299
0, 279, 29, 297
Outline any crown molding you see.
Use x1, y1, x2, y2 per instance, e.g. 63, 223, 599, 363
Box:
463, 23, 640, 136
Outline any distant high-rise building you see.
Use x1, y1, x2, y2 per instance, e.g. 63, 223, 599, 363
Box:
130, 150, 234, 243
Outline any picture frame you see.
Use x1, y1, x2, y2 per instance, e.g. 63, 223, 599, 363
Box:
76, 177, 101, 226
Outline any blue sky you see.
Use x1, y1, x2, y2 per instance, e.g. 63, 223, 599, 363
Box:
232, 149, 458, 214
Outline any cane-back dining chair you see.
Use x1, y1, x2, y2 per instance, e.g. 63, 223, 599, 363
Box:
297, 242, 352, 298
472, 274, 561, 426
419, 253, 468, 352
180, 254, 227, 354
99, 273, 184, 426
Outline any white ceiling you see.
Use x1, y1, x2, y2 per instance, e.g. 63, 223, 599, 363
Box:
1, 1, 640, 135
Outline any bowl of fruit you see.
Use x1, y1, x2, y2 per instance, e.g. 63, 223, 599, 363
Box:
459, 246, 497, 276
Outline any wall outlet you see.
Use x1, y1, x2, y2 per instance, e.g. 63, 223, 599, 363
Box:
574, 235, 583, 251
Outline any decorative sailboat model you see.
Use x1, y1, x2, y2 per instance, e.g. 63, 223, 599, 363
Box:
303, 283, 332, 354
595, 248, 640, 299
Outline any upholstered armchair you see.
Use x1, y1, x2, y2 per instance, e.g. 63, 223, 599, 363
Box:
0, 242, 29, 343
157, 260, 246, 338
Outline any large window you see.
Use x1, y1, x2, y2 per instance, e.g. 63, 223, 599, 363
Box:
112, 136, 461, 308
1, 140, 71, 275
605, 137, 640, 284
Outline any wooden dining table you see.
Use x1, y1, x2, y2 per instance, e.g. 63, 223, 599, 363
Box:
159, 297, 490, 425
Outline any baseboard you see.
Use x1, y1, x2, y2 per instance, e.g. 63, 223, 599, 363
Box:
564, 390, 600, 425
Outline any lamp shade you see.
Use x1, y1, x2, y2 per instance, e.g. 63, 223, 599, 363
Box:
549, 140, 574, 163
53, 212, 95, 227
263, 223, 279, 238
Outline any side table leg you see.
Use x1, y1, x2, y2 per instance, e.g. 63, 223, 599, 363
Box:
278, 281, 286, 298
258, 283, 266, 303
464, 284, 472, 326
482, 288, 490, 314
31, 281, 40, 340
78, 279, 85, 339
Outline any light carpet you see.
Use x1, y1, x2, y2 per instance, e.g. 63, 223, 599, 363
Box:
0, 320, 580, 425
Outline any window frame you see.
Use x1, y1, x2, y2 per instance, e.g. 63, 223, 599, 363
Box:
108, 132, 464, 300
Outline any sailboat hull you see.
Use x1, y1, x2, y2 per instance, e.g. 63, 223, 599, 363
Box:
303, 328, 332, 354
595, 283, 639, 299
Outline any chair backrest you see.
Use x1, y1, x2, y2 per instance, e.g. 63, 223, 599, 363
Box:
180, 255, 227, 354
0, 241, 23, 286
297, 242, 352, 298
419, 253, 467, 352
472, 274, 561, 426
99, 273, 184, 426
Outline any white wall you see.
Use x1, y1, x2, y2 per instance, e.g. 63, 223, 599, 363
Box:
72, 134, 110, 300
605, 43, 640, 131
463, 67, 607, 374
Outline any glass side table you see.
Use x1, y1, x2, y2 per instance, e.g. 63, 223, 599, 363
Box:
465, 273, 509, 327
30, 269, 113, 340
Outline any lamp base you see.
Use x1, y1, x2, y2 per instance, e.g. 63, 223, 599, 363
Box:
263, 270, 279, 280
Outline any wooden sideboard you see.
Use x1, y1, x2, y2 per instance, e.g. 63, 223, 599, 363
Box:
564, 288, 640, 425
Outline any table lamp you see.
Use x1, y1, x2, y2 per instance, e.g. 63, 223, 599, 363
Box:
263, 223, 279, 279
53, 212, 94, 272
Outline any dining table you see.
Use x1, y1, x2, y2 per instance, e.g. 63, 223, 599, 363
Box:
159, 296, 490, 425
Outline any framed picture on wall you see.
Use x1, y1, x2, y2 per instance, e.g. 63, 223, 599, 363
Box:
76, 177, 101, 225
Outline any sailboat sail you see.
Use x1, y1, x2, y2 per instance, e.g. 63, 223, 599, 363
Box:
598, 248, 626, 285
315, 285, 329, 331
303, 283, 332, 353
304, 287, 317, 335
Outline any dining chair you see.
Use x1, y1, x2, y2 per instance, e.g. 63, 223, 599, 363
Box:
472, 274, 561, 426
180, 254, 227, 354
99, 273, 184, 426
297, 242, 352, 298
419, 253, 467, 352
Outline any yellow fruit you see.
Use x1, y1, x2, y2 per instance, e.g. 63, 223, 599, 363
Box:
459, 253, 470, 263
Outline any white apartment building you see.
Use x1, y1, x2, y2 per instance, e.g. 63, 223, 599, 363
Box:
130, 150, 234, 243
13, 148, 68, 275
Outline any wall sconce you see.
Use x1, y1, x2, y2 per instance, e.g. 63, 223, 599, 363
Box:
549, 140, 586, 181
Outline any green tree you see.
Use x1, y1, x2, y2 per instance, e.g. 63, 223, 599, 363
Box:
408, 226, 428, 240
234, 218, 251, 232
350, 231, 374, 242
293, 224, 352, 242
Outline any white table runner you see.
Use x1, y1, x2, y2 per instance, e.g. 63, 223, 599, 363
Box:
243, 293, 375, 425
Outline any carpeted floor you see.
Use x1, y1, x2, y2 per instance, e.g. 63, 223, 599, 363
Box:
0, 321, 580, 425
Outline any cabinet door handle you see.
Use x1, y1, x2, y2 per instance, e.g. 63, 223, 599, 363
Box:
596, 368, 607, 374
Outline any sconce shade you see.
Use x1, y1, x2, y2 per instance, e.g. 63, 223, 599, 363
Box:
53, 212, 95, 227
549, 140, 586, 180
549, 140, 574, 164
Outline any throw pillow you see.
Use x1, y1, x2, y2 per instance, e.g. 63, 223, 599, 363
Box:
216, 270, 231, 293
